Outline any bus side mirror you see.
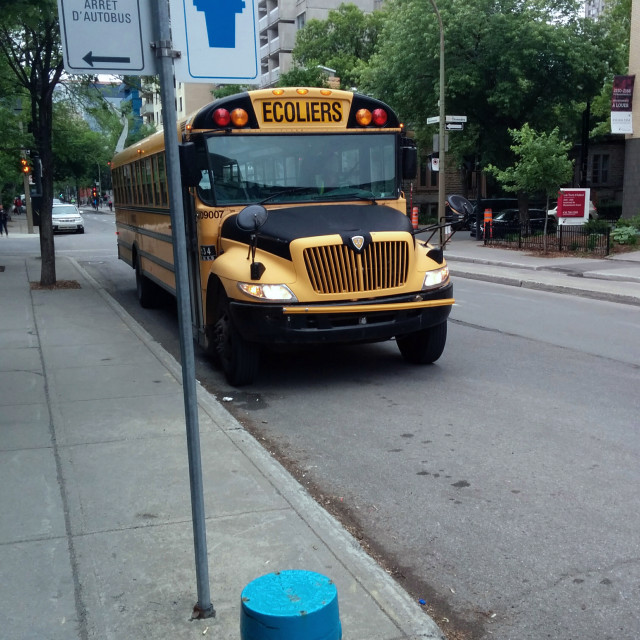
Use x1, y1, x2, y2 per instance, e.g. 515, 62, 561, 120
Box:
179, 142, 201, 188
237, 204, 268, 232
446, 194, 474, 229
402, 144, 417, 180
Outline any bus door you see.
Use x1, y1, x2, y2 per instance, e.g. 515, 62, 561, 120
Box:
180, 142, 207, 340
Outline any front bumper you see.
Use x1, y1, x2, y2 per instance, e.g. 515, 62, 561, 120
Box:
229, 282, 454, 345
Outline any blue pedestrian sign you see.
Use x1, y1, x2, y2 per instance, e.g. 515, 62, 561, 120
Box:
170, 0, 260, 83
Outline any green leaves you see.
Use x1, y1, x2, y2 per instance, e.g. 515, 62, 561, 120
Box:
359, 0, 623, 170
486, 124, 574, 198
286, 4, 384, 90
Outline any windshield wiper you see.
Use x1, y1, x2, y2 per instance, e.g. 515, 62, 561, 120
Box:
316, 189, 378, 204
259, 186, 318, 205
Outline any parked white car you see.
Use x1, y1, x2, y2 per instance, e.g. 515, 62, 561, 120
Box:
52, 203, 85, 233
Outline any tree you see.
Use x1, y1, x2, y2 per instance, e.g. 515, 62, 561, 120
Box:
51, 100, 115, 194
213, 84, 250, 99
277, 65, 328, 89
285, 3, 384, 90
0, 0, 64, 285
588, 0, 632, 138
486, 124, 574, 250
359, 0, 619, 173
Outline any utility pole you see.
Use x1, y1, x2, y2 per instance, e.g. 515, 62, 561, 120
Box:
429, 0, 446, 248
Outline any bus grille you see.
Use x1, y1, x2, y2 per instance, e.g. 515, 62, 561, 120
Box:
303, 241, 410, 294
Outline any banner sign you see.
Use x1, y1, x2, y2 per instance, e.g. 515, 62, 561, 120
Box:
557, 188, 589, 225
611, 75, 635, 134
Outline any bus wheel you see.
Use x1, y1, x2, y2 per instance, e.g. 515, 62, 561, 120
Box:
135, 253, 158, 309
212, 291, 260, 386
396, 321, 447, 364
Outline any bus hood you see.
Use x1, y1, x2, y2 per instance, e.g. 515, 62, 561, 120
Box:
222, 203, 413, 261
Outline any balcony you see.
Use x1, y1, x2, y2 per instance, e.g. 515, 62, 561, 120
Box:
268, 6, 279, 25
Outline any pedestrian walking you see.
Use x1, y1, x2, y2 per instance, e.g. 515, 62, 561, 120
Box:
0, 205, 8, 236
108, 197, 113, 212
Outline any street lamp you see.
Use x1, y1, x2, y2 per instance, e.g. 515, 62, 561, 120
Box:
429, 0, 446, 248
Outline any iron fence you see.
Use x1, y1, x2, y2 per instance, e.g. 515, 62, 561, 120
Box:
484, 224, 610, 256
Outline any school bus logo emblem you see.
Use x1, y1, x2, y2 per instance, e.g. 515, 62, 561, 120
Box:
351, 235, 365, 251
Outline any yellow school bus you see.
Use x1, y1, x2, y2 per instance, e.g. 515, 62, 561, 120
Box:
111, 88, 456, 385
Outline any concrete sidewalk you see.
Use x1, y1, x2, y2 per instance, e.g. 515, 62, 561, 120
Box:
0, 253, 444, 640
442, 232, 640, 306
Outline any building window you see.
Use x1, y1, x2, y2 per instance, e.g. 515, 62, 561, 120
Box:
296, 12, 306, 29
591, 154, 609, 184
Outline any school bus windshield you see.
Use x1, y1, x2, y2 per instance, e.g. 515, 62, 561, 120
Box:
198, 133, 398, 206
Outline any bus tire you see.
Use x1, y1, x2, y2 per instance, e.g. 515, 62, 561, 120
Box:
212, 290, 260, 386
396, 321, 447, 364
135, 252, 158, 309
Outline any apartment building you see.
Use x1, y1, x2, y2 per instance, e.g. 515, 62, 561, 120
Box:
140, 81, 217, 126
621, 0, 639, 218
258, 0, 381, 87
585, 0, 606, 19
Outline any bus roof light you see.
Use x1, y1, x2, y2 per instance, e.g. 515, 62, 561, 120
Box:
372, 108, 388, 126
213, 108, 231, 127
355, 108, 372, 126
231, 108, 249, 127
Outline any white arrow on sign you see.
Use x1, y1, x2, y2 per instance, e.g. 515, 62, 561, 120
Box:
445, 123, 464, 131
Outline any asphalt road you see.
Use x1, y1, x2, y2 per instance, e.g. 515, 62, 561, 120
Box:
67, 212, 640, 640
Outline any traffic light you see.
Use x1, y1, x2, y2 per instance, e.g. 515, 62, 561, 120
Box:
92, 187, 98, 199
20, 158, 30, 174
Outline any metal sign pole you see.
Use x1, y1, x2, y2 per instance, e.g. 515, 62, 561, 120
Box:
151, 0, 214, 619
429, 0, 446, 249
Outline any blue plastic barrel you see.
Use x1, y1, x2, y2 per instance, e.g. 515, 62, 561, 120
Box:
240, 570, 342, 640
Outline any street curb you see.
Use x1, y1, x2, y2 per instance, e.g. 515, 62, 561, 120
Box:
449, 267, 640, 307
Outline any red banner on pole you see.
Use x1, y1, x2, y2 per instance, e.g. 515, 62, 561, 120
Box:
611, 75, 635, 134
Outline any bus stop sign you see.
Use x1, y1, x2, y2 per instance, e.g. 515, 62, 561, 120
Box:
56, 0, 156, 75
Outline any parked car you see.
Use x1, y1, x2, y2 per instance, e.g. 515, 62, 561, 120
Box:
477, 208, 555, 239
469, 199, 549, 237
52, 204, 85, 233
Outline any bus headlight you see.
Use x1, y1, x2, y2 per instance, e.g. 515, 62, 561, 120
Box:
238, 282, 298, 302
422, 265, 449, 290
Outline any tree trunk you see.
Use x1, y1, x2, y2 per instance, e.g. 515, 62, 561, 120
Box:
36, 95, 56, 285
